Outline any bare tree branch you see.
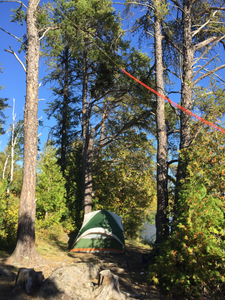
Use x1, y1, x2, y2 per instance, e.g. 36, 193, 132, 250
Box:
162, 24, 184, 55
167, 90, 181, 95
194, 36, 222, 51
167, 159, 178, 165
91, 103, 113, 138
166, 96, 179, 117
193, 54, 219, 78
94, 110, 154, 152
0, 0, 27, 9
164, 34, 183, 55
4, 46, 26, 72
195, 6, 225, 18
197, 68, 225, 84
211, 72, 225, 84
147, 30, 154, 38
35, 0, 40, 10
114, 1, 154, 10
192, 10, 217, 38
0, 27, 26, 46
221, 39, 225, 48
189, 123, 205, 145
194, 64, 225, 85
39, 26, 58, 40
167, 130, 180, 137
194, 35, 225, 64
208, 7, 225, 10
170, 0, 183, 12
90, 89, 126, 106
165, 68, 181, 79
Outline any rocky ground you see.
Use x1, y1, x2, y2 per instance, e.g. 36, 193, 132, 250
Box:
0, 236, 171, 300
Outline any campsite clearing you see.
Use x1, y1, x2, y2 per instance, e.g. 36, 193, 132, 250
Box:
0, 234, 171, 300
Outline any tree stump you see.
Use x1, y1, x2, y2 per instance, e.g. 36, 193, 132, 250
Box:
14, 268, 44, 295
94, 269, 125, 300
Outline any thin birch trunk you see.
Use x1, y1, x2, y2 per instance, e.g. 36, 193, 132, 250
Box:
2, 154, 9, 179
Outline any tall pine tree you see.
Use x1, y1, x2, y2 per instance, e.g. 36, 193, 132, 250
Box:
43, 0, 156, 215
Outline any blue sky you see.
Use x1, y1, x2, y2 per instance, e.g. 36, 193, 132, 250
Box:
0, 1, 224, 153
0, 1, 129, 151
0, 1, 53, 152
0, 0, 177, 153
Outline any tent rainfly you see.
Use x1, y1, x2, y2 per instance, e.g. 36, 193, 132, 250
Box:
70, 210, 125, 253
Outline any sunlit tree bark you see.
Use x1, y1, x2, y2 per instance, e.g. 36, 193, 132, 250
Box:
9, 0, 40, 262
154, 0, 168, 243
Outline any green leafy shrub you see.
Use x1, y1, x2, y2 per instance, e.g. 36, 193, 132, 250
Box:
149, 130, 225, 298
35, 220, 65, 241
36, 145, 72, 234
3, 194, 19, 249
0, 180, 8, 234
0, 182, 19, 250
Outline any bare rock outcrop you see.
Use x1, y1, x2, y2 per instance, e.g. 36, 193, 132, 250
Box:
36, 263, 100, 300
12, 262, 136, 300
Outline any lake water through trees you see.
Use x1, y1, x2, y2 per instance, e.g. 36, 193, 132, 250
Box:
141, 222, 156, 243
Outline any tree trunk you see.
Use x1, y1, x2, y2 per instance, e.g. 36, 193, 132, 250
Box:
2, 154, 9, 179
61, 47, 69, 176
154, 6, 168, 243
82, 42, 92, 215
84, 132, 94, 215
10, 98, 16, 185
100, 99, 107, 147
175, 0, 193, 205
8, 0, 40, 263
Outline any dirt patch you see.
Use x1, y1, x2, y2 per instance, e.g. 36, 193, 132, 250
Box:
0, 237, 171, 300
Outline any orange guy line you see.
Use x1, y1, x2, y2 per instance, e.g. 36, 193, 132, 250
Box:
121, 68, 225, 134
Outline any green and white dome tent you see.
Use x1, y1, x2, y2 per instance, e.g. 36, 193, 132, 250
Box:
70, 210, 125, 253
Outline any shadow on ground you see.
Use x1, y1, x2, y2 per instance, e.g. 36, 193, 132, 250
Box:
68, 240, 166, 299
0, 235, 171, 300
0, 255, 68, 300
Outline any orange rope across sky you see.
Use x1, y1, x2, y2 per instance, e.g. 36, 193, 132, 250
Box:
121, 68, 225, 134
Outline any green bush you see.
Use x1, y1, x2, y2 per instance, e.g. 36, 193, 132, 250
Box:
0, 187, 19, 250
36, 145, 72, 232
149, 184, 225, 298
149, 130, 225, 299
